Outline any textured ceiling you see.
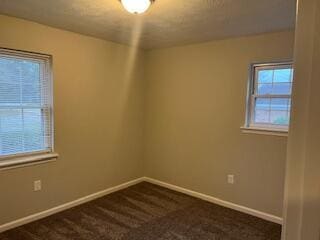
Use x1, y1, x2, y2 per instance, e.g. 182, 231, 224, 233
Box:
0, 0, 296, 49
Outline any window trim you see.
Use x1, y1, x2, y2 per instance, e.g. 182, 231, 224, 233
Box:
0, 152, 59, 171
243, 61, 293, 135
240, 126, 288, 137
0, 48, 57, 169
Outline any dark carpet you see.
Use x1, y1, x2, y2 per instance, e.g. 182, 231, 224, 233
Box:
0, 182, 281, 240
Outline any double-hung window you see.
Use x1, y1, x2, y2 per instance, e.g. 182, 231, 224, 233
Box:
0, 48, 56, 167
245, 62, 293, 133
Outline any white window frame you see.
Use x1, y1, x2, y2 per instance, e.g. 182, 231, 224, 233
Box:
242, 61, 293, 136
0, 48, 58, 170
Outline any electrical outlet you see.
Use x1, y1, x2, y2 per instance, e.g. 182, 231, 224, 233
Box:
34, 180, 42, 191
227, 175, 234, 184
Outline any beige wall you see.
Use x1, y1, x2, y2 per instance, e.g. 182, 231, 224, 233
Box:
0, 14, 296, 226
144, 31, 295, 217
282, 0, 320, 239
0, 15, 145, 225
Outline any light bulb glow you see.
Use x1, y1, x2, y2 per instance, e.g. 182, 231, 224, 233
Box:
121, 0, 152, 14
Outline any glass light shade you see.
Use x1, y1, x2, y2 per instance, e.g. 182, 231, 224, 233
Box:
121, 0, 152, 14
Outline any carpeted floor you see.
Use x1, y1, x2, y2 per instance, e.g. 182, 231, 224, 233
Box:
0, 182, 281, 240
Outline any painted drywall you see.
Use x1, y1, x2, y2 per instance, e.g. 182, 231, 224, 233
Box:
282, 0, 320, 239
144, 31, 295, 217
0, 15, 145, 225
0, 14, 296, 226
0, 0, 296, 49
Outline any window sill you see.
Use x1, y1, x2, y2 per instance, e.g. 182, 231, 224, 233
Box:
241, 126, 288, 137
0, 152, 59, 171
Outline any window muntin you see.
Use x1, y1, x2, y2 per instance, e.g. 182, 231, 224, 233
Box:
247, 62, 293, 130
0, 49, 53, 158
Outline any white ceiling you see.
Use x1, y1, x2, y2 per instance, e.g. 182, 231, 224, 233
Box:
0, 0, 296, 49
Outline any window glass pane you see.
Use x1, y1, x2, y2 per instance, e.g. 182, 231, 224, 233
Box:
24, 109, 44, 152
258, 70, 273, 83
270, 110, 289, 125
258, 83, 272, 94
0, 58, 41, 106
0, 109, 24, 155
272, 83, 292, 95
255, 98, 270, 110
21, 61, 41, 105
274, 68, 292, 83
271, 98, 289, 111
253, 98, 291, 126
254, 110, 270, 123
0, 58, 21, 105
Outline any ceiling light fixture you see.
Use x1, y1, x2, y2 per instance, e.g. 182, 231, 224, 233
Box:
120, 0, 154, 14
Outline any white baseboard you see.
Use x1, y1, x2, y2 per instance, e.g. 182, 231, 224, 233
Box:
142, 177, 283, 225
0, 176, 282, 233
0, 177, 144, 233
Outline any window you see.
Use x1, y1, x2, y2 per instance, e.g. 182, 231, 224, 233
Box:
0, 48, 54, 163
245, 62, 293, 132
